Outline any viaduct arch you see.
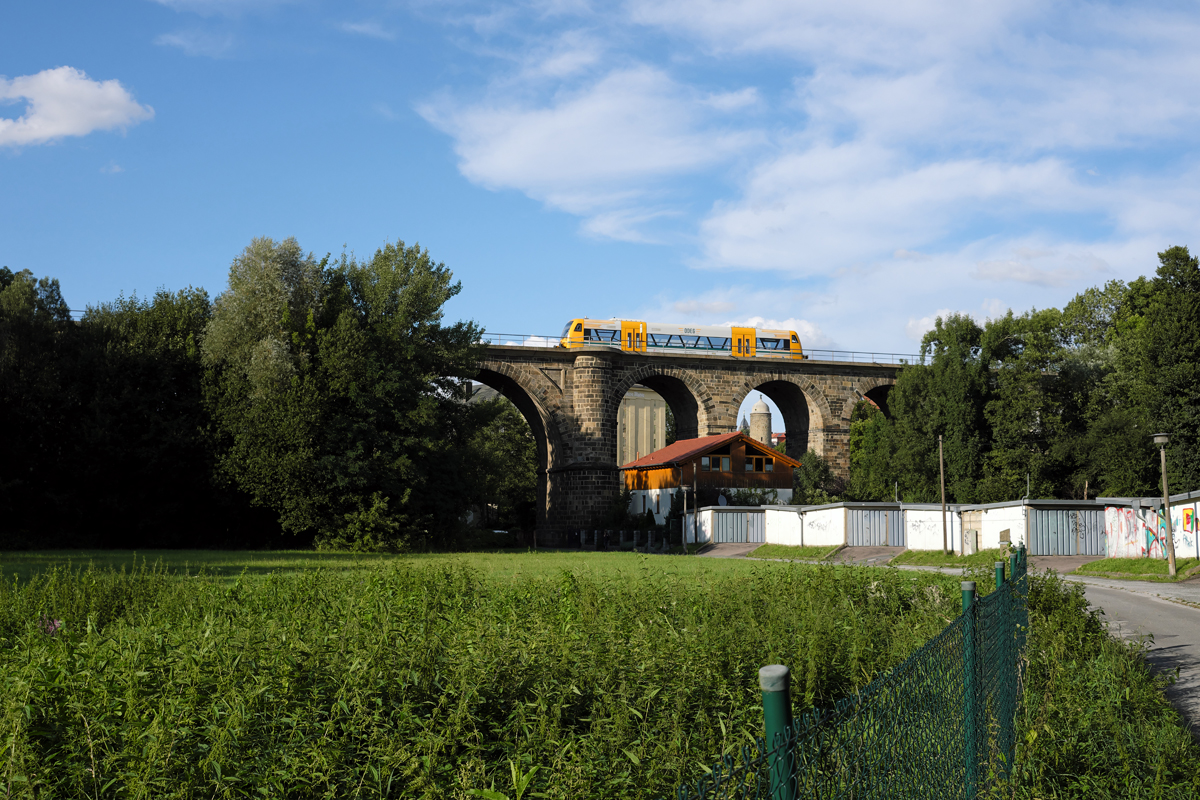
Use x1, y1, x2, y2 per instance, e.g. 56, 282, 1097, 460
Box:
474, 345, 903, 535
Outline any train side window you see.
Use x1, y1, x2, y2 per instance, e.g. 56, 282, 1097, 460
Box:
736, 338, 742, 354
791, 334, 799, 342
574, 323, 582, 332
701, 456, 710, 471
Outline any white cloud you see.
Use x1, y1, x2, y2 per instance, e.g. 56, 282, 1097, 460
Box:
419, 65, 760, 228
697, 142, 1086, 273
100, 162, 124, 174
905, 308, 962, 342
725, 315, 833, 349
412, 0, 1200, 349
703, 87, 760, 112
0, 67, 154, 147
338, 22, 396, 41
155, 30, 235, 57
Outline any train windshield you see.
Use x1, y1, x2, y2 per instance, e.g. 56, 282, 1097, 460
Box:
560, 322, 573, 338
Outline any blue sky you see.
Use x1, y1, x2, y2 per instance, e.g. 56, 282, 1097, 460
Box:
5, 0, 1200, 367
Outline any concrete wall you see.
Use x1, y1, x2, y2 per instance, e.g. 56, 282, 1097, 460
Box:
1169, 496, 1200, 560
1106, 499, 1200, 560
687, 509, 713, 545
904, 507, 962, 552
764, 507, 804, 546
979, 505, 1028, 550
800, 506, 845, 546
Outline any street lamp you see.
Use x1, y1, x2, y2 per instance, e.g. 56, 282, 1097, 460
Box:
1152, 433, 1178, 578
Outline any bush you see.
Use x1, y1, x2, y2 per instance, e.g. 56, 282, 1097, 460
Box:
1007, 571, 1200, 798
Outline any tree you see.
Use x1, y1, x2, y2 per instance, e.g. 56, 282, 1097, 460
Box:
463, 395, 538, 532
850, 314, 990, 503
1136, 246, 1200, 493
793, 450, 843, 505
203, 237, 484, 550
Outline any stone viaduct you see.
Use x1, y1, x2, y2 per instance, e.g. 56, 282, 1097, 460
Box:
476, 344, 900, 534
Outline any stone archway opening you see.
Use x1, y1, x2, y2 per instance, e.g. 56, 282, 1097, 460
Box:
739, 379, 815, 458
863, 384, 893, 417
471, 368, 556, 533
610, 371, 710, 525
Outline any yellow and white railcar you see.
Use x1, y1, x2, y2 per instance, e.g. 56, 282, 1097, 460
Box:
558, 319, 805, 360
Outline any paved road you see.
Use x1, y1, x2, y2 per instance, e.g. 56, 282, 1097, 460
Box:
1076, 581, 1200, 740
697, 543, 761, 558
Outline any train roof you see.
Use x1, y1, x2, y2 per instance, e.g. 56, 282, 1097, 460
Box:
575, 319, 797, 337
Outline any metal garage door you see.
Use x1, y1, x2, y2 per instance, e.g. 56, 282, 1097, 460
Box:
848, 508, 903, 547
713, 510, 765, 543
1027, 508, 1105, 556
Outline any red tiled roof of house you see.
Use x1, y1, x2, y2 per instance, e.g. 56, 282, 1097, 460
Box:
620, 431, 802, 470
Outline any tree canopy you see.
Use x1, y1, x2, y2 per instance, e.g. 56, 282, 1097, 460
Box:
848, 246, 1200, 502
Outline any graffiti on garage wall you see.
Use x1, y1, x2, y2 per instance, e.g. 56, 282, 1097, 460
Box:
1106, 505, 1198, 559
1105, 507, 1165, 558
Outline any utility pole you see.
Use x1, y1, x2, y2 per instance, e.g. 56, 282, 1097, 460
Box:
1153, 434, 1178, 578
939, 434, 948, 556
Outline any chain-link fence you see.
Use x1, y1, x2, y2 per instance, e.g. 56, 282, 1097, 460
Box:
666, 549, 1029, 800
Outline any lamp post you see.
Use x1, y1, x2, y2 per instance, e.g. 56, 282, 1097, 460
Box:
1152, 433, 1178, 578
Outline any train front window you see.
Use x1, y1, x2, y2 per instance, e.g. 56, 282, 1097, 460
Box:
561, 322, 572, 338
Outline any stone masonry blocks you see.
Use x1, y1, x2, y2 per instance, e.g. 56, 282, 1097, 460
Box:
477, 346, 898, 531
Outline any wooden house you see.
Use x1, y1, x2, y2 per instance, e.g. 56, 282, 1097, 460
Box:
620, 431, 802, 523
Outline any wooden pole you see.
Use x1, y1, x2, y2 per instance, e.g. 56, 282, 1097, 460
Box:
940, 435, 948, 555
1160, 444, 1178, 578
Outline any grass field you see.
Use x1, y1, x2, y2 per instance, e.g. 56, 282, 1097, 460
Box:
0, 551, 962, 799
1072, 556, 1200, 581
746, 543, 842, 561
2, 549, 1197, 799
890, 547, 1013, 568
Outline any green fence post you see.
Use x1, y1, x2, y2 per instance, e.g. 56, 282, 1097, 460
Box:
1009, 551, 1018, 584
962, 581, 978, 799
995, 561, 1005, 591
759, 665, 796, 800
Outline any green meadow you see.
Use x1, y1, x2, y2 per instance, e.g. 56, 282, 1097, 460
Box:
0, 551, 1196, 799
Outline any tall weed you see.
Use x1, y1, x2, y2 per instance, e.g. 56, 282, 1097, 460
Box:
1009, 572, 1200, 799
0, 560, 957, 799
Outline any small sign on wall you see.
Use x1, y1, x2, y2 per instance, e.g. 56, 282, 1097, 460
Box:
999, 528, 1011, 543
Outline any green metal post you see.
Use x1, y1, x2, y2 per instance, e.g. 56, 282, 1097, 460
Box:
962, 581, 978, 799
759, 665, 796, 800
995, 561, 1005, 591
1009, 551, 1018, 584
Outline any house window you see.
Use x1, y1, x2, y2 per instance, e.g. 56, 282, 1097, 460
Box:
701, 456, 710, 471
745, 459, 754, 472
721, 456, 731, 472
765, 458, 774, 473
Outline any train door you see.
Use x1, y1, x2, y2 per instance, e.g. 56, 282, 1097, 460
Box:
731, 327, 756, 358
620, 320, 647, 353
